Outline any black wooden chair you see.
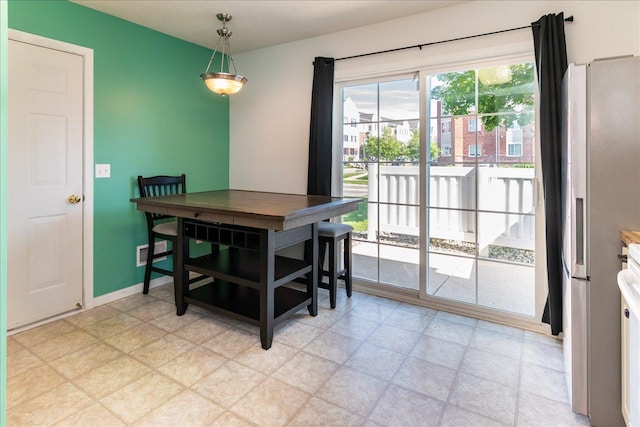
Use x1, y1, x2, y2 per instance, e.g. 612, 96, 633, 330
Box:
317, 221, 354, 308
137, 174, 186, 294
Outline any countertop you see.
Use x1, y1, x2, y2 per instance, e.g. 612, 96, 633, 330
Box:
621, 230, 640, 246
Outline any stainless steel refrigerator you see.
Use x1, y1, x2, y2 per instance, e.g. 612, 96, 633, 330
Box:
562, 55, 640, 426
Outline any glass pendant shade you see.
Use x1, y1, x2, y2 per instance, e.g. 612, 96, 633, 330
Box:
201, 72, 247, 95
201, 13, 247, 96
478, 65, 512, 86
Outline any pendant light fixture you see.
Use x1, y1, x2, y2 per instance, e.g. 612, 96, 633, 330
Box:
200, 13, 247, 96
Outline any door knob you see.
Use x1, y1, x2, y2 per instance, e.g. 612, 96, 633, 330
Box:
68, 195, 81, 204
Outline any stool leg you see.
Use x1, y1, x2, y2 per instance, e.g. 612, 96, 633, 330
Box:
345, 233, 352, 298
329, 239, 338, 309
318, 239, 327, 285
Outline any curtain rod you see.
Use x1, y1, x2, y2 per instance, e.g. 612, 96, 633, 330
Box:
334, 15, 574, 62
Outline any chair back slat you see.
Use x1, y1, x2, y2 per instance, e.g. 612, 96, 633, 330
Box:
137, 174, 186, 221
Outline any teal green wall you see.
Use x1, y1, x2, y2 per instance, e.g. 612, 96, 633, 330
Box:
8, 0, 230, 297
1, 1, 8, 424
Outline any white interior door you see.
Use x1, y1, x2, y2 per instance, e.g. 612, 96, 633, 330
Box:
7, 38, 84, 329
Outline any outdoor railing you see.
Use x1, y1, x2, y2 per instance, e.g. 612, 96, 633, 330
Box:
366, 163, 535, 252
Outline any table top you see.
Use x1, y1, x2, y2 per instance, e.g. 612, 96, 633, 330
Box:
131, 189, 362, 231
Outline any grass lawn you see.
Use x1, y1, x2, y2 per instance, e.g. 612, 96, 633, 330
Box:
343, 198, 368, 231
344, 171, 368, 186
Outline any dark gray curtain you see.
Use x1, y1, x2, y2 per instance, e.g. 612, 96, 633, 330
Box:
307, 57, 335, 196
532, 13, 568, 336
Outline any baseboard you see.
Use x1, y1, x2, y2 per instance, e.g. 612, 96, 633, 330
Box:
93, 276, 173, 306
7, 276, 173, 335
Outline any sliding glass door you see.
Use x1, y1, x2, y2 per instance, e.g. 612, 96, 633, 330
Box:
339, 60, 538, 321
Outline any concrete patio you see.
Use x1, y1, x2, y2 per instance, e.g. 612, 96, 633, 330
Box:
351, 240, 535, 317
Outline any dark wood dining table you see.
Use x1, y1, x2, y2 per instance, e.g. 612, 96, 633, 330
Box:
131, 189, 361, 349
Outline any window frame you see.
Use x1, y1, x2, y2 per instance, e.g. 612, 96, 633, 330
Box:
468, 144, 482, 157
468, 118, 480, 132
506, 127, 524, 157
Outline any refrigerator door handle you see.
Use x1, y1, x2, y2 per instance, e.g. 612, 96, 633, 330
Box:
575, 197, 584, 266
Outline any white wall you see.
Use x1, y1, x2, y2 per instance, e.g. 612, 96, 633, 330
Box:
230, 0, 640, 193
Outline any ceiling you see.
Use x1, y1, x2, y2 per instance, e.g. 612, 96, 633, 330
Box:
71, 1, 466, 53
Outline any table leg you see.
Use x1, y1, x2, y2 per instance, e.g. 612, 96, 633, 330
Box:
259, 229, 275, 350
260, 290, 274, 350
307, 223, 318, 316
174, 217, 189, 316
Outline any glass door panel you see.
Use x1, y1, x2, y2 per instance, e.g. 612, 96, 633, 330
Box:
341, 76, 420, 291
425, 61, 536, 318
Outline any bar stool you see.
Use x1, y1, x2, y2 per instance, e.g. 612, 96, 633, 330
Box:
317, 221, 353, 309
137, 175, 186, 294
137, 174, 210, 295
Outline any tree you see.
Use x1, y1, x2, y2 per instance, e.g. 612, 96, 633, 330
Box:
430, 64, 535, 132
406, 129, 440, 163
363, 127, 441, 163
361, 127, 404, 161
362, 127, 440, 162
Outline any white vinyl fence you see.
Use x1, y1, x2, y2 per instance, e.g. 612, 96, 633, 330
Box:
367, 164, 535, 252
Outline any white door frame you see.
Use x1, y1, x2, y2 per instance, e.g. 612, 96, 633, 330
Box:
8, 29, 94, 313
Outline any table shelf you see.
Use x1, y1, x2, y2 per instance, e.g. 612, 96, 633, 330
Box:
184, 280, 311, 326
185, 249, 311, 290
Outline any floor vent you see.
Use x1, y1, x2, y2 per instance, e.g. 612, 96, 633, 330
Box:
136, 241, 167, 267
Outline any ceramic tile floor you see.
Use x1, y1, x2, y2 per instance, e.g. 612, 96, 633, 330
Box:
6, 283, 592, 426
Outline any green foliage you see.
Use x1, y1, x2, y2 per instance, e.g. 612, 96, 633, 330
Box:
430, 64, 535, 132
361, 128, 440, 163
406, 129, 419, 160
406, 129, 440, 162
430, 141, 441, 162
362, 127, 404, 161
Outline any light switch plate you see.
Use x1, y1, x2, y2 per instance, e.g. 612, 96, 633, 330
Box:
95, 164, 111, 178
